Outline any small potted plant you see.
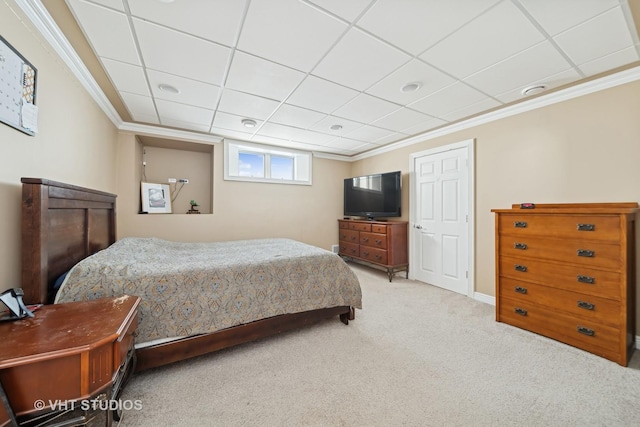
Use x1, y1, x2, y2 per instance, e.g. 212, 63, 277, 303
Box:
188, 200, 200, 214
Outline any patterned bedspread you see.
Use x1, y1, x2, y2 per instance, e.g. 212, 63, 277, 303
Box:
55, 237, 362, 344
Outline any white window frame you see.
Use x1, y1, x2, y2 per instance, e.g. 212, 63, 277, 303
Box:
224, 139, 312, 185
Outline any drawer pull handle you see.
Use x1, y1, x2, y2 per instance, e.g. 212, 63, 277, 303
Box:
577, 275, 595, 284
577, 301, 595, 311
577, 249, 594, 257
514, 264, 528, 272
514, 221, 527, 228
577, 326, 595, 337
514, 242, 527, 250
362, 237, 369, 242
515, 307, 527, 316
350, 236, 357, 241
514, 286, 527, 294
577, 223, 595, 231
374, 239, 382, 244
374, 254, 382, 260
362, 251, 369, 256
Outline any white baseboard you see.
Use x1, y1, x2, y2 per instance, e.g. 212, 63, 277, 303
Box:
474, 292, 495, 306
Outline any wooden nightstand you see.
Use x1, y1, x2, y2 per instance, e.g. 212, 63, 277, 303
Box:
0, 295, 140, 426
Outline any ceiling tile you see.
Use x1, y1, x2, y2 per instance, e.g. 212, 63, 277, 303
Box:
120, 92, 157, 121
209, 126, 254, 141
255, 122, 300, 140
291, 129, 335, 145
269, 104, 326, 128
495, 68, 580, 104
217, 89, 280, 120
421, 1, 545, 79
305, 0, 372, 21
160, 119, 211, 133
325, 137, 370, 150
213, 111, 261, 133
401, 117, 448, 135
463, 41, 573, 96
518, 0, 619, 36
579, 47, 640, 77
67, 0, 140, 65
86, 0, 124, 11
225, 52, 306, 101
101, 58, 149, 96
313, 27, 411, 91
309, 115, 363, 135
128, 0, 245, 46
146, 69, 220, 110
366, 59, 457, 105
440, 98, 501, 123
371, 108, 434, 133
372, 132, 408, 146
238, 0, 347, 72
286, 75, 359, 114
333, 93, 400, 123
408, 82, 489, 117
344, 125, 396, 142
553, 7, 636, 66
156, 99, 214, 127
133, 18, 230, 85
358, 0, 500, 55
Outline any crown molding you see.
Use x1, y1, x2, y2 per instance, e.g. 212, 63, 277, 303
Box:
15, 0, 122, 127
119, 122, 223, 145
350, 65, 640, 162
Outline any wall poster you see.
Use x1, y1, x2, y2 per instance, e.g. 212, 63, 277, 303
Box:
0, 34, 37, 136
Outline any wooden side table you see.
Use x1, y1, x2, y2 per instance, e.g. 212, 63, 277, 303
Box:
0, 295, 140, 426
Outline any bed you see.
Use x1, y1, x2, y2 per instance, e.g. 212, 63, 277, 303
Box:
20, 178, 362, 371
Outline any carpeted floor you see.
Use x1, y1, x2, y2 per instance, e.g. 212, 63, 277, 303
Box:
119, 262, 640, 426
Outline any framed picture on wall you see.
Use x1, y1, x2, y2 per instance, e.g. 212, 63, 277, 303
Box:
141, 182, 172, 214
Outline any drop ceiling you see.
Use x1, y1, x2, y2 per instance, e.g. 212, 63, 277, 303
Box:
43, 0, 640, 156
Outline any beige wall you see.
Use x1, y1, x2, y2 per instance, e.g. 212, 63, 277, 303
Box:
116, 134, 352, 251
0, 0, 119, 294
351, 80, 640, 315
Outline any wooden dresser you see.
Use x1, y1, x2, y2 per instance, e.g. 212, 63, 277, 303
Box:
338, 219, 408, 281
492, 203, 638, 366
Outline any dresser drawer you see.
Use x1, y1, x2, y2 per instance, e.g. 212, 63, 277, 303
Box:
498, 235, 621, 271
499, 278, 621, 327
360, 246, 388, 265
371, 224, 388, 234
349, 222, 371, 232
339, 242, 359, 257
499, 255, 621, 299
499, 295, 621, 362
360, 232, 387, 249
498, 214, 621, 242
338, 221, 350, 230
339, 229, 359, 243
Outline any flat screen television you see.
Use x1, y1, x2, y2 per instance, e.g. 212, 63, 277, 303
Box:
344, 171, 401, 220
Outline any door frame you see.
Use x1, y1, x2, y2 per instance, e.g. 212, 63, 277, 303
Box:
409, 139, 475, 298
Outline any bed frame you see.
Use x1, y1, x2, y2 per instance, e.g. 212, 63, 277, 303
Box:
20, 178, 355, 371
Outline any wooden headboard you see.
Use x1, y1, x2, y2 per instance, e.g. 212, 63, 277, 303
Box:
21, 178, 117, 304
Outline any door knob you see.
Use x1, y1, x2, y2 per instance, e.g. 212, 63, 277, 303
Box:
415, 225, 423, 229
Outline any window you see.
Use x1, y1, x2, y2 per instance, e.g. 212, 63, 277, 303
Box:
224, 139, 312, 185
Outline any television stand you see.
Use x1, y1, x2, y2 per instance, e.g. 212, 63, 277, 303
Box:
338, 219, 408, 282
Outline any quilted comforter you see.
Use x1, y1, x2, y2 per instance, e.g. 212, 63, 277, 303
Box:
55, 237, 362, 345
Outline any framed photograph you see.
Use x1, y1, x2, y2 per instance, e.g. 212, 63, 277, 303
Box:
141, 182, 172, 214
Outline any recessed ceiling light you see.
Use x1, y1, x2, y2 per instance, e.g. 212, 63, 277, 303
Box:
521, 84, 548, 97
330, 124, 343, 131
401, 82, 422, 93
241, 119, 257, 128
158, 83, 180, 94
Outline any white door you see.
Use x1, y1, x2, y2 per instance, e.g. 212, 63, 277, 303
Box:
411, 144, 470, 295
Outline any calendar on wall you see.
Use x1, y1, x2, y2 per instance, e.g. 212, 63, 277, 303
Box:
0, 34, 38, 136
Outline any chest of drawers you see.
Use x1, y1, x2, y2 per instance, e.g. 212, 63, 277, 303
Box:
338, 219, 408, 281
492, 203, 638, 366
